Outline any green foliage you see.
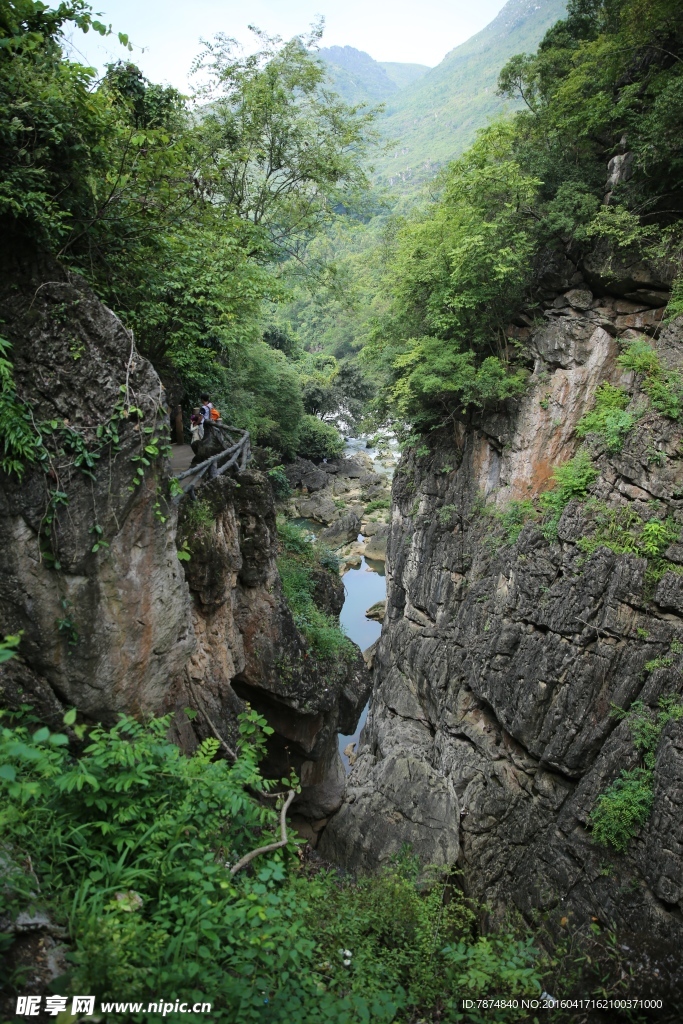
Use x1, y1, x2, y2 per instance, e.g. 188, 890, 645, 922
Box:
494, 499, 538, 544
539, 450, 598, 536
306, 855, 541, 1022
182, 498, 215, 537
276, 518, 351, 660
267, 465, 292, 500
365, 497, 390, 514
575, 383, 635, 452
618, 340, 683, 420
0, 708, 542, 1020
0, 337, 44, 477
296, 414, 345, 461
499, 0, 683, 237
0, 633, 20, 664
1, 4, 381, 461
590, 769, 654, 853
591, 695, 683, 851
576, 503, 679, 582
437, 503, 458, 527
370, 123, 538, 427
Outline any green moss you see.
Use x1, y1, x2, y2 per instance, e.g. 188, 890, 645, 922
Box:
618, 340, 683, 420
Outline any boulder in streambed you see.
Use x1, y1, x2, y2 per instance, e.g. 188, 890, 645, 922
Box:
364, 523, 390, 560
298, 491, 339, 523
365, 600, 386, 622
320, 512, 361, 546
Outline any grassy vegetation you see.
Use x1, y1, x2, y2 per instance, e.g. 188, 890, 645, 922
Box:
618, 339, 683, 421
494, 499, 538, 543
577, 503, 680, 585
181, 498, 216, 537
365, 497, 391, 514
591, 696, 683, 852
276, 518, 351, 660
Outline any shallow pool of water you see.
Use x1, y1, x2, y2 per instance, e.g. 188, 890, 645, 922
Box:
337, 550, 386, 770
340, 551, 385, 651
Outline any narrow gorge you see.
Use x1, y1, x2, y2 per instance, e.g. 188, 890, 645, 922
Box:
3, 0, 683, 1019
321, 250, 683, 1004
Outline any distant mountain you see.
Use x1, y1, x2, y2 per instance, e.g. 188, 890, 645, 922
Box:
375, 0, 567, 188
318, 46, 430, 106
377, 62, 432, 91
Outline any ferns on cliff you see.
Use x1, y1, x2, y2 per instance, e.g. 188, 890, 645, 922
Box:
591, 696, 683, 852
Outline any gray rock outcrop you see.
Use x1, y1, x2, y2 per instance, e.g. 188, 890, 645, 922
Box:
321, 273, 683, 1002
0, 257, 370, 820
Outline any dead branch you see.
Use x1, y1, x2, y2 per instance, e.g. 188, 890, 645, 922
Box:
229, 789, 296, 876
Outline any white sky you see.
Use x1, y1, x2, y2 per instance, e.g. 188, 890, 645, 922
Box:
67, 0, 509, 90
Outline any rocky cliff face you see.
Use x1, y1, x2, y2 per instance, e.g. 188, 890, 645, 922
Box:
321, 255, 683, 999
0, 256, 369, 820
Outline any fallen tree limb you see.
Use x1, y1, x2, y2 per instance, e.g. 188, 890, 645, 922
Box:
229, 789, 297, 876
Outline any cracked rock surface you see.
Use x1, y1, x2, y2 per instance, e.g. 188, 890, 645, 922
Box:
320, 276, 683, 1000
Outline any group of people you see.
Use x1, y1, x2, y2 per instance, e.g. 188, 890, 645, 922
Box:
189, 393, 220, 446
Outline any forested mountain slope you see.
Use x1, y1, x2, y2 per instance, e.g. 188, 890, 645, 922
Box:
318, 45, 429, 105
375, 0, 567, 187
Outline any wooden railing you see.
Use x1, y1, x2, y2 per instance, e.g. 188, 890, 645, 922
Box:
175, 424, 251, 492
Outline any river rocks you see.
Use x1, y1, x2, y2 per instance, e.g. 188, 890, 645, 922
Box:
285, 447, 393, 559
365, 600, 386, 621
285, 457, 329, 492
364, 524, 390, 561
297, 491, 338, 523
320, 512, 361, 545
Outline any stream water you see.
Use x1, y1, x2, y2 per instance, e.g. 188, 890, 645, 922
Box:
337, 434, 396, 769
337, 549, 385, 769
294, 434, 396, 770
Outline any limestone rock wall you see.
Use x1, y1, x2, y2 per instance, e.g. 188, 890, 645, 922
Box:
321, 269, 683, 999
0, 258, 369, 820
0, 257, 194, 718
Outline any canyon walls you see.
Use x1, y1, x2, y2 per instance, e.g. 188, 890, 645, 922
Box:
321, 256, 683, 998
0, 257, 369, 820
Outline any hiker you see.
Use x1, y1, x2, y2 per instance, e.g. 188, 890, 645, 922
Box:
200, 393, 222, 424
189, 409, 204, 447
199, 394, 213, 422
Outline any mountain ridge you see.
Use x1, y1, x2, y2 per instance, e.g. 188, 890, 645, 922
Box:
318, 45, 430, 105
377, 0, 567, 187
